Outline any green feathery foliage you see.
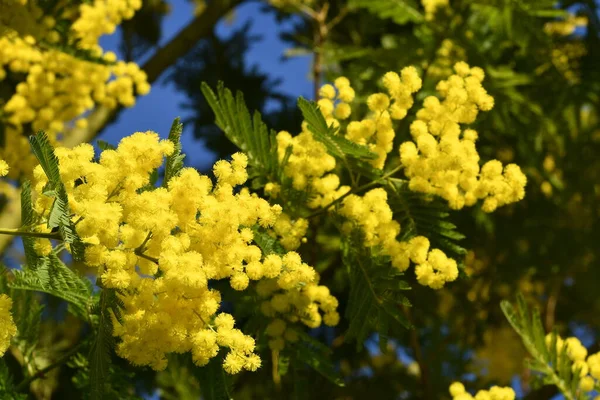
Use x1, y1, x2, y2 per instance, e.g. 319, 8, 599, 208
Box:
501, 295, 588, 400
9, 253, 91, 319
387, 181, 467, 264
29, 131, 85, 261
89, 288, 124, 400
342, 230, 412, 349
201, 82, 280, 180
251, 226, 287, 256
163, 117, 185, 186
96, 140, 116, 151
348, 0, 423, 25
297, 97, 377, 161
20, 181, 43, 269
193, 352, 234, 400
0, 360, 27, 400
291, 331, 345, 387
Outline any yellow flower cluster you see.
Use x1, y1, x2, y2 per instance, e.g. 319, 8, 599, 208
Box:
422, 0, 449, 21
275, 127, 350, 209
274, 70, 420, 209
427, 39, 467, 80
257, 266, 339, 350
31, 131, 338, 372
399, 62, 527, 212
545, 334, 600, 392
0, 0, 147, 178
272, 213, 309, 251
550, 42, 587, 84
449, 382, 515, 400
544, 14, 588, 36
73, 0, 142, 49
0, 293, 17, 356
343, 67, 421, 169
339, 188, 458, 289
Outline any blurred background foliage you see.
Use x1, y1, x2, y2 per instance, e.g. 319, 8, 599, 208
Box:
2, 0, 600, 399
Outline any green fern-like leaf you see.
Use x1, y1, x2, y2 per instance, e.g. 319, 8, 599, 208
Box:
9, 253, 92, 319
193, 352, 233, 400
89, 289, 123, 400
251, 226, 286, 256
348, 0, 423, 25
11, 289, 43, 358
386, 180, 467, 262
96, 140, 116, 151
29, 131, 61, 186
342, 231, 412, 349
297, 97, 377, 161
501, 295, 585, 400
291, 331, 345, 387
29, 131, 85, 260
201, 82, 279, 178
163, 117, 186, 186
20, 181, 44, 269
0, 360, 28, 400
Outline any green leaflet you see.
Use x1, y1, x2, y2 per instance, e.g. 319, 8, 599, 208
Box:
193, 352, 233, 400
201, 82, 279, 178
342, 231, 412, 349
501, 295, 585, 400
9, 253, 92, 319
348, 0, 423, 25
386, 180, 467, 262
297, 97, 377, 161
89, 289, 123, 400
29, 131, 61, 185
163, 117, 186, 186
251, 226, 286, 256
11, 289, 43, 359
29, 131, 85, 261
0, 360, 28, 400
96, 140, 116, 151
20, 181, 43, 269
292, 331, 345, 387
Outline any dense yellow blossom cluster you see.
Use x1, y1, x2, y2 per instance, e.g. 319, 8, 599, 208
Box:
0, 294, 17, 357
427, 39, 467, 80
257, 271, 339, 350
339, 188, 458, 289
544, 14, 588, 36
545, 334, 600, 393
272, 213, 309, 251
345, 67, 422, 169
0, 0, 147, 178
30, 132, 338, 372
275, 126, 349, 209
272, 63, 525, 288
422, 0, 449, 21
273, 69, 420, 210
73, 0, 142, 48
449, 382, 515, 400
550, 42, 587, 84
399, 62, 527, 212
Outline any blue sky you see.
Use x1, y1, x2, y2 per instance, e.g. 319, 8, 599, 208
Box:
99, 0, 312, 170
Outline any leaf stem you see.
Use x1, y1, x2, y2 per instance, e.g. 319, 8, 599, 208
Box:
16, 341, 84, 392
0, 228, 61, 240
